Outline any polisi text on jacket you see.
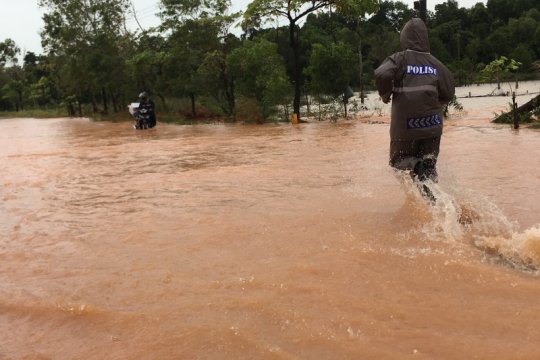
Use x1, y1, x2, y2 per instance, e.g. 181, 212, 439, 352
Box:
406, 65, 438, 76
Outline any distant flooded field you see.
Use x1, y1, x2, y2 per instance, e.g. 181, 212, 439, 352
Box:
1, 82, 540, 359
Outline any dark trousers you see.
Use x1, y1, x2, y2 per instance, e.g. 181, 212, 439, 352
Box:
389, 136, 441, 182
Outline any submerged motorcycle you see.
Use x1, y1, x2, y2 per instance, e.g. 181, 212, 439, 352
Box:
128, 102, 152, 130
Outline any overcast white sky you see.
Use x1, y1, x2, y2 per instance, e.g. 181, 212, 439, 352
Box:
1, 0, 487, 55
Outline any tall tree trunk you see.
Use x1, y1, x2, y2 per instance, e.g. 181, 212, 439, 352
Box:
329, 6, 337, 44
358, 37, 365, 104
109, 88, 119, 113
111, 88, 118, 113
512, 92, 518, 129
67, 101, 75, 117
190, 92, 196, 118
91, 93, 98, 113
77, 98, 83, 117
318, 93, 322, 121
289, 21, 302, 121
102, 86, 108, 114
18, 91, 23, 110
223, 72, 235, 116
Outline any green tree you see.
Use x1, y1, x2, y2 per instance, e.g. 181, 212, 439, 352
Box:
159, 0, 238, 117
1, 66, 26, 111
128, 33, 170, 110
481, 55, 523, 129
228, 38, 291, 121
510, 44, 535, 72
487, 0, 515, 24
243, 0, 378, 121
468, 3, 492, 39
364, 24, 399, 66
39, 0, 131, 115
0, 39, 20, 67
198, 34, 241, 117
481, 56, 521, 90
305, 42, 356, 116
30, 76, 55, 106
369, 0, 414, 32
163, 19, 222, 117
487, 0, 540, 24
0, 39, 25, 110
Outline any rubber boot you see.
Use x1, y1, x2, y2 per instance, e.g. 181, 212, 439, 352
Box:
412, 160, 437, 204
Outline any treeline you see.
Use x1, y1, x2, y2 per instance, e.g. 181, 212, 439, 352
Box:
0, 0, 539, 122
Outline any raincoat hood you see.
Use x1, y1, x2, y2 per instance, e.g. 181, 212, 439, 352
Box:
400, 18, 430, 52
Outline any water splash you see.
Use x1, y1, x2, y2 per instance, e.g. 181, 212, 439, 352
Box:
473, 226, 540, 272
411, 179, 540, 272
401, 177, 468, 241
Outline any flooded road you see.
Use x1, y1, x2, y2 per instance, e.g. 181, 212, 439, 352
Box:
2, 90, 540, 359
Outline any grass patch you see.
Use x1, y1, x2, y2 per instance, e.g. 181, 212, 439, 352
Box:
0, 108, 68, 119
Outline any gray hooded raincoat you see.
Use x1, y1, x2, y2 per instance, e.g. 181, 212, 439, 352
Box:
375, 18, 455, 142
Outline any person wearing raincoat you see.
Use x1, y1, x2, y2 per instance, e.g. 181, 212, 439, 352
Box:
137, 92, 157, 129
374, 18, 455, 191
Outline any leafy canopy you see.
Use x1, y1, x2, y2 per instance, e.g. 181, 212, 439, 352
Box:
243, 0, 379, 29
481, 56, 522, 78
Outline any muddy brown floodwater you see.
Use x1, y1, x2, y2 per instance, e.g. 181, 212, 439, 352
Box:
2, 86, 540, 359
